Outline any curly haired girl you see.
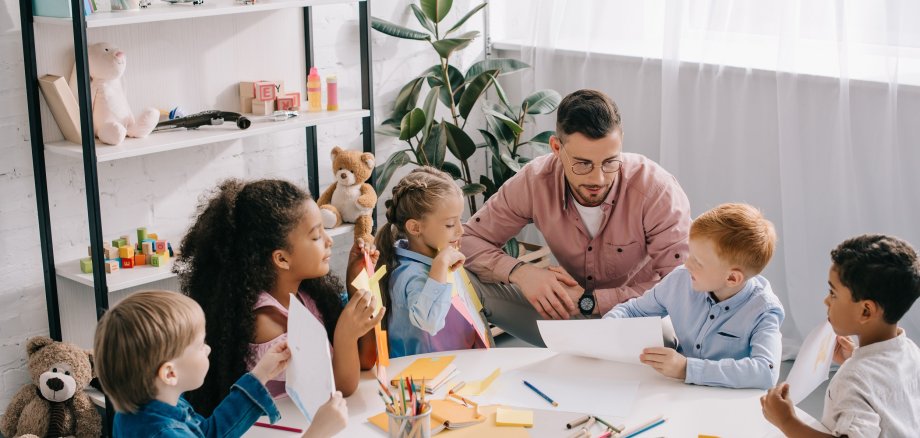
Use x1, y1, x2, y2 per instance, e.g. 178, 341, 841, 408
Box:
175, 179, 383, 415
375, 167, 491, 358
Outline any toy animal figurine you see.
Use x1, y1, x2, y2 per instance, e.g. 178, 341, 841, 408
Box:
317, 146, 377, 245
88, 42, 159, 145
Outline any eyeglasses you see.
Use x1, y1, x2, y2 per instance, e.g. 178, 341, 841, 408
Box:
560, 146, 623, 175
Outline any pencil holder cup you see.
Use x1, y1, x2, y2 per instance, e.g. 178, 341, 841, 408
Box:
386, 407, 431, 438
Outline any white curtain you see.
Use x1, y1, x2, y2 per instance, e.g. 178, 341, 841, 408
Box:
491, 0, 920, 357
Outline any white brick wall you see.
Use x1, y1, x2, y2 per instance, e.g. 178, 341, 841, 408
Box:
0, 0, 485, 415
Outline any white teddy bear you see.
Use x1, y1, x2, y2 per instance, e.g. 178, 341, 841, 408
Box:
88, 42, 159, 145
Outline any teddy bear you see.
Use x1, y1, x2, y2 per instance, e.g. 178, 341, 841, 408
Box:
317, 146, 377, 245
1, 336, 102, 438
88, 42, 159, 145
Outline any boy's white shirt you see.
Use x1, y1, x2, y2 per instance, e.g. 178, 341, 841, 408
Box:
822, 328, 920, 438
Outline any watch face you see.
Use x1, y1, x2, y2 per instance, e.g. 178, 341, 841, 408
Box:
579, 295, 594, 312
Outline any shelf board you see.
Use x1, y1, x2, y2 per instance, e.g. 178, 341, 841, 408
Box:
56, 224, 355, 292
45, 109, 369, 162
34, 0, 358, 28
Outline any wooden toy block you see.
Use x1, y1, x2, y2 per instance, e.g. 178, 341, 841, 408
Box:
254, 81, 278, 101
118, 245, 135, 259
106, 247, 120, 259
251, 99, 274, 116
104, 260, 119, 273
134, 254, 146, 266
150, 254, 160, 267
142, 241, 153, 255
120, 234, 131, 245
111, 239, 121, 248
276, 95, 296, 111
284, 92, 301, 110
137, 227, 148, 242
155, 240, 167, 254
79, 258, 92, 273
121, 257, 134, 269
159, 251, 170, 265
148, 233, 158, 240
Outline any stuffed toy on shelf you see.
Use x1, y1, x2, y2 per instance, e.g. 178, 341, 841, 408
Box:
0, 336, 102, 438
88, 42, 158, 145
318, 146, 377, 245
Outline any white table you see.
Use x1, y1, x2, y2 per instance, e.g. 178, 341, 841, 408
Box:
246, 348, 827, 437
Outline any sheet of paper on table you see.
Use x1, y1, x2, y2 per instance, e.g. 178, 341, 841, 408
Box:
537, 317, 663, 365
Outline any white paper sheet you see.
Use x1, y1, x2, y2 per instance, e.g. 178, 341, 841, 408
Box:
477, 354, 640, 417
538, 317, 663, 365
785, 321, 837, 404
285, 295, 335, 422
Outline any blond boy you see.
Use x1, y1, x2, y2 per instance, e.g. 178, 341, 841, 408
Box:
604, 203, 784, 389
95, 291, 347, 437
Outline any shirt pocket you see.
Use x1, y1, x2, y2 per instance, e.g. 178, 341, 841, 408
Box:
603, 240, 646, 281
710, 325, 751, 358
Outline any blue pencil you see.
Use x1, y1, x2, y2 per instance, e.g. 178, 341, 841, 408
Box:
621, 416, 666, 438
522, 379, 558, 407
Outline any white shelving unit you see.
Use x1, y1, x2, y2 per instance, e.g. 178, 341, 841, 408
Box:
22, 0, 378, 421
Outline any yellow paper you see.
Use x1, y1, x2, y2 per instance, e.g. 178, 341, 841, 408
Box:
495, 407, 533, 428
457, 368, 501, 396
391, 356, 455, 387
371, 265, 387, 283
459, 268, 484, 312
351, 269, 371, 291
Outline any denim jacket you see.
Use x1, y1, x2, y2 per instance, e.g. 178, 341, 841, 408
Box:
114, 373, 281, 438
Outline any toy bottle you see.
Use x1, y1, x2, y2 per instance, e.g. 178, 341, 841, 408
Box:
326, 74, 338, 111
307, 67, 322, 112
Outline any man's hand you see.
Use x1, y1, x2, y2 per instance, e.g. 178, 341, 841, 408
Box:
639, 347, 687, 380
510, 264, 578, 319
761, 383, 798, 431
548, 265, 585, 315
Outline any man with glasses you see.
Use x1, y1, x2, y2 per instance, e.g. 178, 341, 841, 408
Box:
461, 89, 691, 346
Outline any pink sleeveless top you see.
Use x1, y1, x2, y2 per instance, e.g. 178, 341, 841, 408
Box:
247, 291, 328, 397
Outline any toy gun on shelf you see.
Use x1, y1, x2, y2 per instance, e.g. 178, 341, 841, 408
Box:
154, 110, 251, 132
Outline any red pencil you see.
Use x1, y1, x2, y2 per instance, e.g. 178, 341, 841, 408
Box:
254, 422, 303, 433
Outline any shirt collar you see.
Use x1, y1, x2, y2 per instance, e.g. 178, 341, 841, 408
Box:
706, 278, 756, 309
555, 154, 625, 211
136, 397, 193, 421
394, 239, 434, 266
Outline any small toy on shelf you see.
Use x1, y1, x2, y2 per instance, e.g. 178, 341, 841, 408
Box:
326, 74, 338, 111
307, 67, 322, 112
87, 42, 159, 145
153, 110, 251, 131
79, 227, 174, 274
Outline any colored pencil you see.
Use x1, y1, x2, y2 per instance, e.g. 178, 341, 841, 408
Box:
621, 416, 666, 438
254, 422, 303, 433
522, 379, 558, 407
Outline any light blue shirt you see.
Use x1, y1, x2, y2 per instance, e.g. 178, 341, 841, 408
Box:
604, 266, 784, 389
387, 240, 488, 358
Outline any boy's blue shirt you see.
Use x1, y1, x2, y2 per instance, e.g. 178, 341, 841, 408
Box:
114, 372, 280, 438
604, 265, 785, 390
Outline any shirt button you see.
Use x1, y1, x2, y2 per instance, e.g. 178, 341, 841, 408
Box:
769, 363, 774, 369
709, 315, 714, 320
675, 254, 680, 259
587, 275, 593, 281
617, 248, 623, 253
696, 344, 701, 349
475, 217, 481, 222
725, 306, 730, 311
588, 246, 593, 251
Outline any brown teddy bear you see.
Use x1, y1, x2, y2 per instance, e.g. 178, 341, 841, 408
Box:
317, 146, 377, 245
1, 336, 102, 438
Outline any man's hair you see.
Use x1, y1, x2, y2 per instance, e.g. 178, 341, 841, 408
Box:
94, 290, 203, 413
831, 234, 920, 324
690, 203, 776, 276
556, 89, 622, 141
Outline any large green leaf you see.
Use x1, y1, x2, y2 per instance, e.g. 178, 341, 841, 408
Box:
491, 81, 515, 115
441, 162, 463, 180
421, 0, 453, 23
419, 122, 447, 167
445, 2, 487, 36
444, 123, 477, 161
484, 109, 524, 136
374, 150, 411, 194
409, 4, 436, 35
375, 123, 401, 137
422, 85, 440, 133
425, 64, 465, 107
431, 31, 479, 59
461, 183, 487, 196
479, 174, 497, 200
529, 130, 555, 144
501, 153, 523, 172
465, 58, 530, 80
458, 69, 498, 119
399, 108, 426, 141
394, 77, 426, 114
478, 128, 500, 157
522, 89, 562, 115
484, 109, 514, 144
371, 17, 430, 40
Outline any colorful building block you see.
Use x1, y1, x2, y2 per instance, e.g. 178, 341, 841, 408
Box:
150, 254, 162, 267
148, 233, 158, 240
251, 99, 274, 116
118, 245, 135, 259
285, 92, 301, 110
79, 258, 92, 273
137, 227, 148, 242
106, 247, 120, 259
121, 257, 134, 269
142, 241, 153, 255
155, 240, 167, 254
276, 95, 296, 111
104, 260, 119, 273
254, 81, 279, 101
134, 254, 146, 266
167, 242, 174, 257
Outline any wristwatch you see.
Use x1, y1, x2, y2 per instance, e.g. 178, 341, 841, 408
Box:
578, 289, 596, 315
